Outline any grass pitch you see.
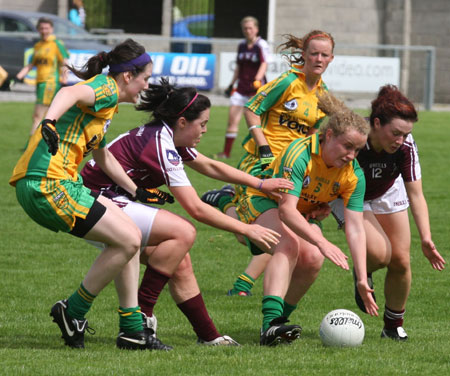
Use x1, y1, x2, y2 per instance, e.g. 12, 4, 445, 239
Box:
0, 102, 449, 375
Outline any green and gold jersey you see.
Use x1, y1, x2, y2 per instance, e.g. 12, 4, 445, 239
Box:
243, 64, 328, 158
250, 134, 365, 214
31, 35, 69, 83
10, 74, 119, 186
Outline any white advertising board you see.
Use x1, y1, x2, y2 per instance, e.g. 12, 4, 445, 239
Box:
219, 53, 400, 93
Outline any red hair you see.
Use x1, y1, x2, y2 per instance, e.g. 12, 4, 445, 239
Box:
278, 30, 334, 66
369, 85, 418, 127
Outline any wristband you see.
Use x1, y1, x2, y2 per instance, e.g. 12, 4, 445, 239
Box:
257, 179, 265, 190
258, 145, 273, 158
248, 125, 261, 132
260, 156, 275, 165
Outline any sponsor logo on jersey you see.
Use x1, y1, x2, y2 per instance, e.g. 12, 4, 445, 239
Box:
166, 149, 181, 166
279, 113, 309, 135
303, 175, 311, 188
284, 99, 298, 111
101, 84, 113, 97
53, 190, 69, 210
282, 166, 293, 181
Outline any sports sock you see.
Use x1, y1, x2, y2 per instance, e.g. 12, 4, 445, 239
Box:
138, 265, 171, 317
383, 305, 405, 330
262, 295, 284, 331
67, 283, 96, 320
230, 273, 255, 295
223, 133, 237, 157
218, 195, 233, 213
282, 301, 298, 319
177, 293, 221, 342
118, 306, 144, 334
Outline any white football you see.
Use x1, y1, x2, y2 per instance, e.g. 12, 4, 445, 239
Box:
319, 309, 365, 347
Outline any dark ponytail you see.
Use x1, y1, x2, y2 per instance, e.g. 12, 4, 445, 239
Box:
68, 38, 148, 81
136, 78, 211, 127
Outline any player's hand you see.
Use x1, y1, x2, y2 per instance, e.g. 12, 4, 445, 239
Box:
258, 145, 275, 170
135, 187, 174, 205
244, 224, 280, 252
258, 178, 294, 199
356, 279, 379, 316
421, 239, 446, 270
316, 239, 349, 270
41, 119, 59, 156
224, 84, 233, 98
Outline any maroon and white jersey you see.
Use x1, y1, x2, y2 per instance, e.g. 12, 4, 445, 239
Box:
357, 134, 421, 200
81, 121, 197, 198
236, 37, 270, 96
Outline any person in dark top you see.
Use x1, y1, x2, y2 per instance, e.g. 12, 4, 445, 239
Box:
215, 16, 270, 159
332, 85, 446, 341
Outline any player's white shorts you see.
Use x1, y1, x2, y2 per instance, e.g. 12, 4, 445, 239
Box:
86, 195, 159, 251
363, 175, 409, 214
330, 176, 409, 227
230, 91, 251, 107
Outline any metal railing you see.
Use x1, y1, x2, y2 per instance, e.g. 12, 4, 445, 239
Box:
0, 31, 436, 109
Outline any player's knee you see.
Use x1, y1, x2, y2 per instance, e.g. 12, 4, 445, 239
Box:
388, 252, 410, 274
277, 236, 300, 261
173, 254, 194, 279
172, 220, 196, 248
299, 248, 324, 274
183, 223, 196, 248
368, 241, 392, 269
120, 225, 142, 258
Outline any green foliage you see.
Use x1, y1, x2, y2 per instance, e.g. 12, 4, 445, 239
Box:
83, 0, 112, 30
1, 103, 449, 375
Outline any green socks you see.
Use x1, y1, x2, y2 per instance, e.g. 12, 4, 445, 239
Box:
67, 283, 96, 320
65, 284, 143, 334
262, 295, 284, 331
118, 306, 144, 334
229, 273, 255, 295
283, 302, 298, 319
218, 195, 233, 213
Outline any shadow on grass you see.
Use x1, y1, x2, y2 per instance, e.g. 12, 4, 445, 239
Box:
0, 332, 115, 350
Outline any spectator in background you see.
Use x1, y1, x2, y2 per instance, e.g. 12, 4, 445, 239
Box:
214, 16, 270, 159
69, 0, 86, 28
16, 17, 69, 138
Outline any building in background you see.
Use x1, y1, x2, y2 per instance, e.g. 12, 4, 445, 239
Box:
0, 0, 448, 104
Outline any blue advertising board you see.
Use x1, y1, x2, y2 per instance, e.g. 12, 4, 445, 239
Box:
149, 52, 215, 90
24, 50, 216, 91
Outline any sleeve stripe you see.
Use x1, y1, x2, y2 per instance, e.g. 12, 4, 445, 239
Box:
155, 129, 170, 185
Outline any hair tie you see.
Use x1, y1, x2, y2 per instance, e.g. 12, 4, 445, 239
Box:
177, 93, 199, 116
304, 33, 331, 46
109, 53, 152, 73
